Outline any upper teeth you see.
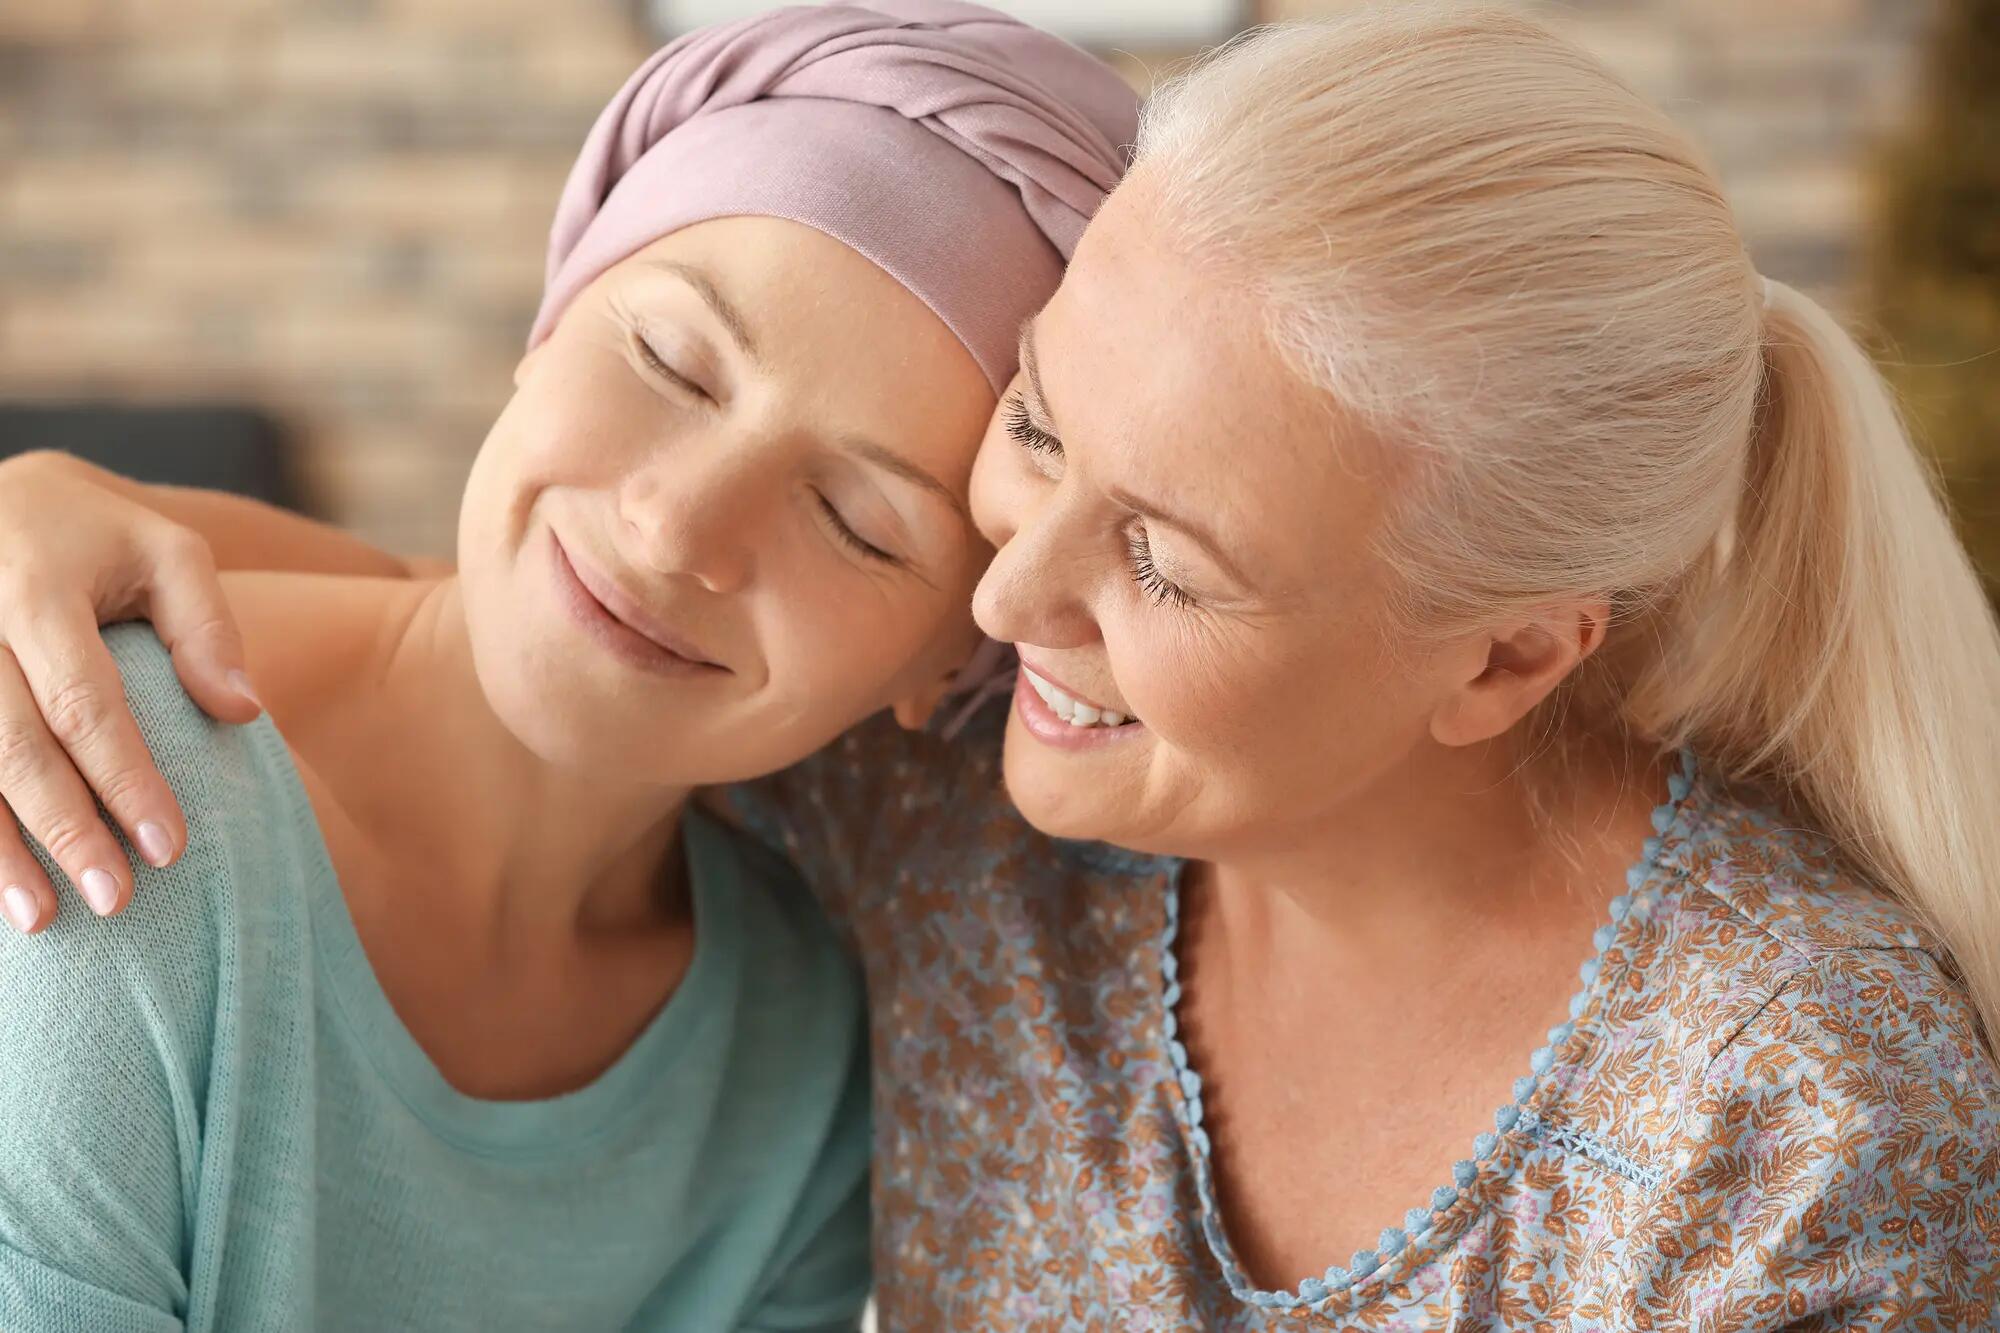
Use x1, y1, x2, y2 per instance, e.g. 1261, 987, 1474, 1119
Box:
1023, 667, 1133, 728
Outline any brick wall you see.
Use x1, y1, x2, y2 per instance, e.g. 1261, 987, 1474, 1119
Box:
0, 0, 1936, 555
1, 0, 652, 553
1267, 0, 1935, 289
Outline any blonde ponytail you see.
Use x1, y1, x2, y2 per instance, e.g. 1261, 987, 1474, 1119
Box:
1632, 280, 2000, 1042
1136, 7, 2000, 1044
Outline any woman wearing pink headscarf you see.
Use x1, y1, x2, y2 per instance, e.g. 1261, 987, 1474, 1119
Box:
15, 4, 1997, 1331
0, 5, 1132, 1329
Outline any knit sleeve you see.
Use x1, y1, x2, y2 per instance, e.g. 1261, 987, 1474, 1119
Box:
0, 624, 286, 1331
0, 818, 221, 1329
1620, 949, 2000, 1330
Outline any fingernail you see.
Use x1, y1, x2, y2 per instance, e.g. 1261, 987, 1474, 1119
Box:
80, 868, 119, 915
3, 885, 37, 933
228, 670, 263, 712
137, 821, 173, 867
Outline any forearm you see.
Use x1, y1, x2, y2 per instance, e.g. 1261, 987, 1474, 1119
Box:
27, 450, 417, 579
143, 481, 417, 577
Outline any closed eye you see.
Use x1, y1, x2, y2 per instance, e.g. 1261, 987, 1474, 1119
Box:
816, 492, 899, 565
1125, 528, 1193, 609
632, 331, 713, 402
1003, 394, 1062, 455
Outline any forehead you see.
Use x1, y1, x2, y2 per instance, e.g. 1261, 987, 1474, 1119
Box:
612, 217, 995, 486
1035, 189, 1393, 578
622, 217, 923, 339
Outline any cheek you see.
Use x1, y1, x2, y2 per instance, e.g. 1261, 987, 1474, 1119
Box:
1113, 614, 1298, 754
968, 422, 1027, 550
1117, 610, 1425, 784
494, 343, 659, 488
756, 568, 956, 712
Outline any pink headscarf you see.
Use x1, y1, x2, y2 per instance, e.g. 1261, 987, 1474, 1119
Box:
530, 0, 1138, 392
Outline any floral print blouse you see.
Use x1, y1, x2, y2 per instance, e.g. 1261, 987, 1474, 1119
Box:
731, 705, 2000, 1331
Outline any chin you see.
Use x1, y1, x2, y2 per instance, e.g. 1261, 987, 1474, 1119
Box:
482, 658, 611, 765
998, 719, 1131, 845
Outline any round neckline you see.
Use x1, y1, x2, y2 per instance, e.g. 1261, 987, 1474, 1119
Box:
1156, 751, 1701, 1315
245, 717, 742, 1158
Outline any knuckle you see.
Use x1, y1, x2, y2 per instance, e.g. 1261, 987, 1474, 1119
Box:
89, 765, 152, 813
34, 814, 98, 865
185, 611, 238, 647
153, 525, 217, 576
41, 678, 115, 748
0, 718, 42, 778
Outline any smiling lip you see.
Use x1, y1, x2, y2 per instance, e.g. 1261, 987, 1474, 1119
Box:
1011, 655, 1144, 752
1015, 655, 1127, 716
549, 532, 728, 678
1012, 671, 1147, 751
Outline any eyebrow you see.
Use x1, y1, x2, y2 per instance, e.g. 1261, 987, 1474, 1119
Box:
1018, 321, 1049, 416
1110, 485, 1253, 588
840, 435, 969, 521
1019, 319, 1253, 589
644, 260, 761, 364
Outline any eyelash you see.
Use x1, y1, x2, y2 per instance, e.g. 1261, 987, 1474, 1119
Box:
630, 331, 897, 567
1125, 529, 1193, 609
633, 332, 710, 401
1003, 394, 1062, 454
1005, 396, 1192, 608
816, 494, 898, 565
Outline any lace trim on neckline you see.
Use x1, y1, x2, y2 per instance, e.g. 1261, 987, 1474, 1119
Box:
1155, 751, 1700, 1313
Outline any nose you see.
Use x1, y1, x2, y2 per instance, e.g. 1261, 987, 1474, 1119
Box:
969, 466, 1099, 652
617, 443, 760, 594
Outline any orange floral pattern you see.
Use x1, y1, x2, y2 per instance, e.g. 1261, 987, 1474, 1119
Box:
731, 708, 2000, 1331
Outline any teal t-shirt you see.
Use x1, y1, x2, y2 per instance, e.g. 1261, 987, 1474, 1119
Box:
0, 625, 872, 1332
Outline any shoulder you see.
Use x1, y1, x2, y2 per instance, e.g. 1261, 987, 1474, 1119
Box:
23, 625, 257, 970
1600, 768, 1968, 1091
9, 624, 319, 1086
103, 619, 249, 791
0, 624, 301, 1316
1673, 772, 1944, 960
1626, 960, 2000, 1326
1610, 770, 2000, 1324
77, 624, 310, 937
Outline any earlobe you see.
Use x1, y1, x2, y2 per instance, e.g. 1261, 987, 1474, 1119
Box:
891, 670, 958, 733
891, 692, 940, 732
892, 636, 989, 732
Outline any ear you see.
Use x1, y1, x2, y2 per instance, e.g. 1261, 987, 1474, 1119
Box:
890, 670, 958, 733
513, 340, 548, 389
1429, 600, 1611, 748
890, 620, 993, 732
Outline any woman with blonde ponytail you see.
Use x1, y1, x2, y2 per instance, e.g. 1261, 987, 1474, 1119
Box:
0, 4, 1993, 1329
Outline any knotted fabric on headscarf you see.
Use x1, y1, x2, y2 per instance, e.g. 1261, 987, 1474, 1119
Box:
530, 0, 1138, 391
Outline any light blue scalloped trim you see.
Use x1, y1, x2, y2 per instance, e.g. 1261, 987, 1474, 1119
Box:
1157, 751, 1699, 1314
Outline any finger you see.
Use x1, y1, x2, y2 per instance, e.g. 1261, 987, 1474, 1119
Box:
11, 606, 185, 870
145, 528, 260, 724
0, 643, 143, 914
0, 801, 60, 934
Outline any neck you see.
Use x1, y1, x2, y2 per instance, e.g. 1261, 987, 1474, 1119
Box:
1195, 737, 1664, 960
298, 576, 694, 938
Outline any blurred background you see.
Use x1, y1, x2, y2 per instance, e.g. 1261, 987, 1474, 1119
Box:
1, 0, 1993, 595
